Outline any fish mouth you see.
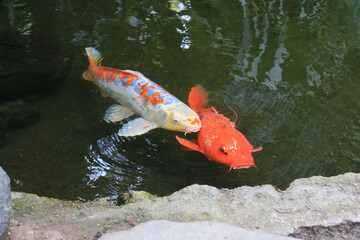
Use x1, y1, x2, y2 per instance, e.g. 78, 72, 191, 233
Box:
232, 164, 257, 170
232, 166, 251, 169
185, 124, 201, 134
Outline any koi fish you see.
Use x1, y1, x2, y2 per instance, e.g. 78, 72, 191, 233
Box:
176, 85, 262, 170
83, 47, 201, 136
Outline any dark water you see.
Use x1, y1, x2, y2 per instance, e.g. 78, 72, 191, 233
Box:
0, 0, 359, 202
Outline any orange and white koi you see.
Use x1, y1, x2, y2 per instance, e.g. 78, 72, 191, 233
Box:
176, 85, 262, 170
83, 47, 201, 136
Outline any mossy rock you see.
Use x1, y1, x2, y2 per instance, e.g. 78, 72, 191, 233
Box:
0, 99, 40, 130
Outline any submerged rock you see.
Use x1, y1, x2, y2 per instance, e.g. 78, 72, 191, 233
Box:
0, 100, 40, 130
0, 167, 11, 240
0, 99, 40, 146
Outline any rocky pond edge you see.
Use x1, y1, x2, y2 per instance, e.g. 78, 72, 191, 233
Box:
4, 172, 360, 239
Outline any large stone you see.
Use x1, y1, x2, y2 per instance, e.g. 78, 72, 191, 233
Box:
117, 172, 360, 236
8, 172, 360, 239
99, 220, 296, 240
0, 167, 11, 240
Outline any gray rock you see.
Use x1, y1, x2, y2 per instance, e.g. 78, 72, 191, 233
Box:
99, 220, 297, 240
9, 173, 360, 239
118, 172, 360, 236
0, 167, 11, 240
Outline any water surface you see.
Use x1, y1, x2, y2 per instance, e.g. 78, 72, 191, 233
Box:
0, 0, 359, 202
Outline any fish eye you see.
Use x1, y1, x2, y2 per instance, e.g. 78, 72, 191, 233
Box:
174, 117, 179, 123
219, 145, 228, 155
219, 145, 226, 152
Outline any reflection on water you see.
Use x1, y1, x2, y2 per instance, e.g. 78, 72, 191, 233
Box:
171, 0, 193, 50
0, 0, 359, 202
85, 134, 151, 201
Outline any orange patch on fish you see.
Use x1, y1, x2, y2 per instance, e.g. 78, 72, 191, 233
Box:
90, 67, 139, 87
108, 72, 115, 82
176, 85, 262, 171
125, 75, 137, 86
144, 92, 164, 105
135, 83, 165, 106
137, 83, 156, 98
191, 118, 200, 125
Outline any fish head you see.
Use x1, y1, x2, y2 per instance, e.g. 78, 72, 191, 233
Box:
228, 149, 257, 170
155, 104, 201, 133
202, 131, 262, 170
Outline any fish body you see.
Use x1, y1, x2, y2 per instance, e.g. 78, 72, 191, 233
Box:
83, 47, 201, 136
176, 85, 262, 170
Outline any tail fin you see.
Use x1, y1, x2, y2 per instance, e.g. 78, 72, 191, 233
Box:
85, 47, 103, 67
188, 85, 209, 112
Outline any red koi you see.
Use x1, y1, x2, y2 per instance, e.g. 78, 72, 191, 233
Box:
176, 85, 262, 170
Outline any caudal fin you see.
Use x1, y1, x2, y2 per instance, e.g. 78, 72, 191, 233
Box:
83, 47, 103, 80
85, 47, 103, 67
188, 85, 209, 112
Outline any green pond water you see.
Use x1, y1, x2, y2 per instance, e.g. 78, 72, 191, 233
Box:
0, 0, 360, 202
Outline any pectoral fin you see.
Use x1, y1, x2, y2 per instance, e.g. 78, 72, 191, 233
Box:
118, 117, 157, 137
104, 104, 134, 123
175, 136, 203, 153
250, 146, 263, 153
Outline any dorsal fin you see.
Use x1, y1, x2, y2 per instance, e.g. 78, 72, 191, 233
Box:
188, 85, 209, 112
124, 70, 148, 79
